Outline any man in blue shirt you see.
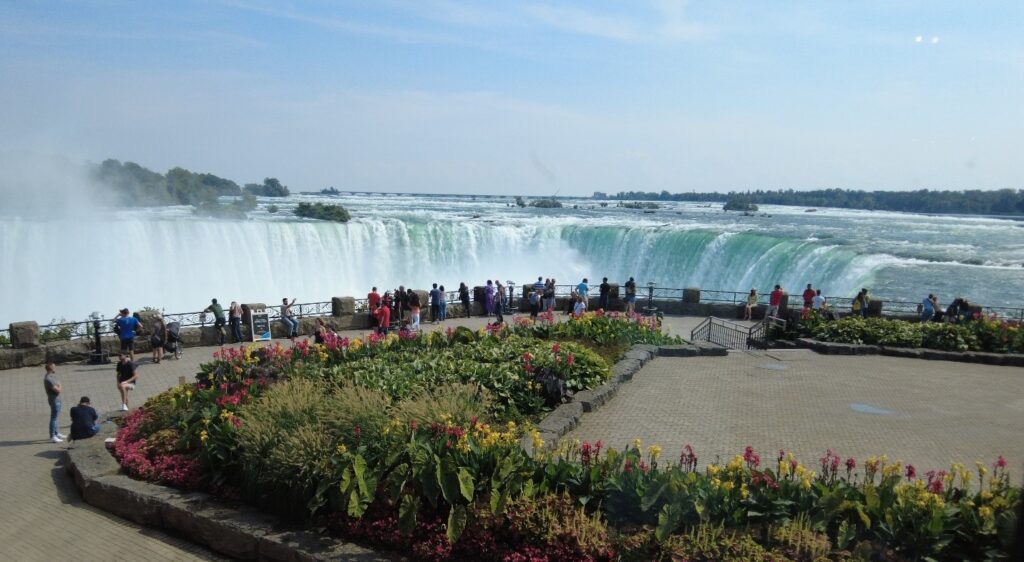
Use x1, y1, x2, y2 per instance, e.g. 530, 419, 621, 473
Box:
114, 308, 143, 362
576, 278, 589, 311
429, 283, 441, 323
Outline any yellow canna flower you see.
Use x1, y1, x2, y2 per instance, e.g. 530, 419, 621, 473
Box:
740, 483, 749, 499
632, 438, 642, 451
801, 477, 812, 490
707, 464, 721, 477
978, 506, 993, 519
647, 444, 662, 462
199, 430, 209, 443
336, 444, 348, 455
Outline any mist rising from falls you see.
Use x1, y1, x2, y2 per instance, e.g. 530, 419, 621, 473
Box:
0, 215, 877, 325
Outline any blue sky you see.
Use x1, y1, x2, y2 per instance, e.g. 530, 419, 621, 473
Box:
0, 0, 1021, 195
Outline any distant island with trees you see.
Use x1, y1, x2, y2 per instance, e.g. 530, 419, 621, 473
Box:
598, 188, 1024, 216
91, 159, 350, 222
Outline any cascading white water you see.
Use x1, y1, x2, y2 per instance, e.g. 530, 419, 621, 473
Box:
0, 211, 878, 325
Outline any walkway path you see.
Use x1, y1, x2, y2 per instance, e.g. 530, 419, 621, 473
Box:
566, 348, 1024, 476
0, 313, 529, 561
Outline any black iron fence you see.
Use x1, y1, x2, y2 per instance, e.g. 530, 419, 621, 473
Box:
3, 286, 1023, 349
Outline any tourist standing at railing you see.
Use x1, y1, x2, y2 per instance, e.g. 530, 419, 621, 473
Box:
812, 290, 826, 312
397, 285, 409, 323
229, 301, 243, 343
599, 277, 611, 311
744, 288, 758, 320
543, 278, 556, 312
280, 297, 298, 340
438, 285, 448, 321
495, 280, 506, 313
44, 363, 65, 443
367, 287, 381, 328
203, 298, 227, 346
484, 280, 495, 316
458, 282, 471, 317
852, 289, 870, 318
149, 317, 165, 363
802, 284, 816, 309
624, 277, 637, 315
408, 288, 421, 330
920, 294, 937, 323
577, 278, 589, 310
374, 299, 391, 335
429, 283, 441, 323
767, 285, 783, 318
114, 308, 143, 363
533, 277, 545, 312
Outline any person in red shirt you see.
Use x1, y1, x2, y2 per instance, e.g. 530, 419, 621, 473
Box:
802, 284, 815, 308
768, 285, 784, 318
367, 287, 381, 328
374, 302, 391, 335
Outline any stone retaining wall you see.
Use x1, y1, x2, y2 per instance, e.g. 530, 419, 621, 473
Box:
65, 418, 395, 561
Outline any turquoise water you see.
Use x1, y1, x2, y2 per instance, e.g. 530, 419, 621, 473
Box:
1, 193, 1022, 325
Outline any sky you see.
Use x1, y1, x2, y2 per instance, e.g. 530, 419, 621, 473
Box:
0, 0, 1021, 196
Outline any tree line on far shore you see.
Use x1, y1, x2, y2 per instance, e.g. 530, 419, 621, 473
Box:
602, 188, 1024, 215
91, 160, 349, 222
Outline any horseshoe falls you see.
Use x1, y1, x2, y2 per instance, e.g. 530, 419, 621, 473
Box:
2, 193, 1023, 325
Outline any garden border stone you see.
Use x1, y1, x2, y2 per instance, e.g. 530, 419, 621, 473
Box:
794, 337, 1024, 367
65, 414, 396, 562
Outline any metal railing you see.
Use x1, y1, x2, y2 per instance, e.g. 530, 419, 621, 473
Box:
3, 285, 1023, 349
691, 316, 778, 351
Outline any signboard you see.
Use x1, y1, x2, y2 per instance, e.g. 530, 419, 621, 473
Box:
250, 309, 271, 342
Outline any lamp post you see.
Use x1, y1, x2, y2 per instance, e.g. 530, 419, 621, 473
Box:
88, 311, 109, 364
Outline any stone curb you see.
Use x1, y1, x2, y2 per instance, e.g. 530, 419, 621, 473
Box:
794, 338, 1024, 367
65, 415, 396, 562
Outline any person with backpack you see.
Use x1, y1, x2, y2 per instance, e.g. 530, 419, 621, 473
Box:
114, 308, 143, 362
458, 282, 471, 317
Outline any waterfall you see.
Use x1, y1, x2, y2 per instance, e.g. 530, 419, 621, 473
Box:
0, 213, 879, 325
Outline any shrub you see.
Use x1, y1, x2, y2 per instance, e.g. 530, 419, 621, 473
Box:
295, 202, 351, 222
393, 383, 494, 427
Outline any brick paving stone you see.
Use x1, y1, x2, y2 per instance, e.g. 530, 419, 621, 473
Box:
566, 348, 1024, 480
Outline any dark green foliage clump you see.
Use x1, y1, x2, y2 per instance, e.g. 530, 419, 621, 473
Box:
295, 202, 351, 222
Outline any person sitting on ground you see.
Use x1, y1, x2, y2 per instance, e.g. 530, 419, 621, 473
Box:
573, 294, 586, 316
115, 353, 139, 411
313, 318, 332, 344
69, 396, 100, 440
743, 288, 758, 320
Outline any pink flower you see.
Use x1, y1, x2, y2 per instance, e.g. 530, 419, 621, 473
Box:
551, 343, 561, 354
994, 455, 1008, 469
845, 457, 856, 471
566, 353, 575, 366
623, 459, 634, 473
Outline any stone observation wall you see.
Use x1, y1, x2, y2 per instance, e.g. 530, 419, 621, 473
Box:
0, 286, 992, 371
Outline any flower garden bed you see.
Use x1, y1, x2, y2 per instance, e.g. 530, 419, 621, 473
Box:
95, 312, 1019, 561
786, 315, 1024, 354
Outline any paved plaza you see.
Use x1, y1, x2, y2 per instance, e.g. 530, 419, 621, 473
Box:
1, 314, 1021, 560
567, 348, 1024, 476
